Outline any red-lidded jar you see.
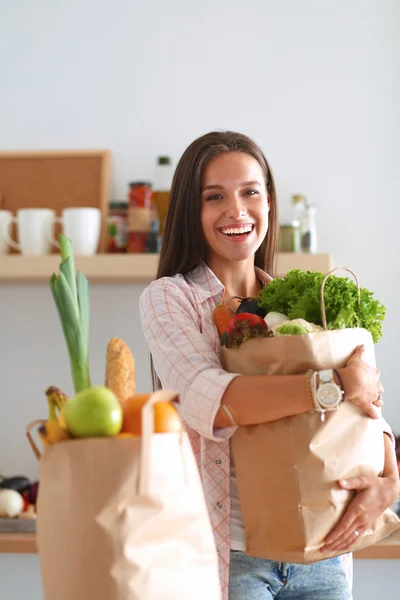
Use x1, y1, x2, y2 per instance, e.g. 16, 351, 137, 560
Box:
127, 181, 153, 253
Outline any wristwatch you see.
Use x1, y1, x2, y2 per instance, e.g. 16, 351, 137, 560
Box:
316, 369, 344, 409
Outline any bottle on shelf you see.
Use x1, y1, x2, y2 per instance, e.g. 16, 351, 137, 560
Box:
299, 198, 317, 253
127, 181, 153, 253
145, 219, 162, 253
152, 156, 174, 236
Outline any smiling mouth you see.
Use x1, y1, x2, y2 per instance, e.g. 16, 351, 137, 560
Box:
218, 224, 255, 237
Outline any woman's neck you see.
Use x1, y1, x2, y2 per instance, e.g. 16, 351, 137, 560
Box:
207, 256, 262, 300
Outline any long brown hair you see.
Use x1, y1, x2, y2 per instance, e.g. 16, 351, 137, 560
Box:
151, 130, 279, 390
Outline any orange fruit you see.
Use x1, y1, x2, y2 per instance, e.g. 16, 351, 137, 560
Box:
121, 393, 182, 436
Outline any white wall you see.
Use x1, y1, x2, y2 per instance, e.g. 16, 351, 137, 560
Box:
1, 1, 399, 598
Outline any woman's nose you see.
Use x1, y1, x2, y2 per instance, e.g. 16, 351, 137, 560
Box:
225, 195, 247, 219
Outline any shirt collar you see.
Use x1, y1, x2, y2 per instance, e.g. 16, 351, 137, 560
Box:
185, 261, 273, 303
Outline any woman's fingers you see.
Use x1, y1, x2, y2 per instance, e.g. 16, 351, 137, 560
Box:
323, 527, 363, 552
343, 349, 385, 417
373, 397, 384, 408
357, 399, 379, 419
373, 381, 384, 407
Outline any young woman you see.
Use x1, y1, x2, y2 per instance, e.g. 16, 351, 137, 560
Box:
139, 131, 399, 600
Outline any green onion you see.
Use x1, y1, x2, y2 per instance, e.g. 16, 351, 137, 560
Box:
50, 234, 91, 393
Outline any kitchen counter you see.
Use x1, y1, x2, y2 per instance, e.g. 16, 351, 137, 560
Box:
0, 533, 37, 554
1, 530, 399, 558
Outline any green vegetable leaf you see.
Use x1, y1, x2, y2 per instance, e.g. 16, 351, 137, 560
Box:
257, 269, 385, 343
275, 323, 308, 336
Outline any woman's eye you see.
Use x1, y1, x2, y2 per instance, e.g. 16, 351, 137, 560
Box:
244, 189, 259, 196
206, 193, 223, 201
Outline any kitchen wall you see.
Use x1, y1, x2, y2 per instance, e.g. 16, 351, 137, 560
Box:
0, 1, 399, 598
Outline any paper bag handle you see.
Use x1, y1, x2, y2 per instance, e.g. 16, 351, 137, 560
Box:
26, 419, 47, 460
320, 266, 361, 330
139, 389, 180, 495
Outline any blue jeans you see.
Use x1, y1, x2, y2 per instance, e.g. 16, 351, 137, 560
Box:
229, 551, 352, 599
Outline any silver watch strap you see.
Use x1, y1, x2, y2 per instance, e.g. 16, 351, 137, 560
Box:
319, 369, 333, 384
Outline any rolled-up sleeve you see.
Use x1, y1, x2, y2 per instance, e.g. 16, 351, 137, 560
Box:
139, 279, 240, 442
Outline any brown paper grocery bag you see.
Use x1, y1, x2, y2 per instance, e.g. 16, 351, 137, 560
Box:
31, 391, 221, 600
220, 269, 400, 564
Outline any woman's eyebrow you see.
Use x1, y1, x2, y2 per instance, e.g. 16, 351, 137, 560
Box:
202, 184, 224, 191
202, 180, 262, 192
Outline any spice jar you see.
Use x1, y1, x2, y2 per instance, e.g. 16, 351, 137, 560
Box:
127, 182, 153, 253
107, 201, 128, 253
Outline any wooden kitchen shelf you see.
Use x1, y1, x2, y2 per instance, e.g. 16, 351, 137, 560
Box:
1, 528, 399, 557
0, 252, 334, 284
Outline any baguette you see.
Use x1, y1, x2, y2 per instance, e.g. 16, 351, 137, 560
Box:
105, 338, 136, 404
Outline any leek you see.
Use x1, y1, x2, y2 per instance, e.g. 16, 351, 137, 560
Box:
50, 234, 91, 393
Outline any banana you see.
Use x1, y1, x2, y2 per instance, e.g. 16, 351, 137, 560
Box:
38, 425, 50, 447
45, 386, 69, 429
40, 420, 70, 445
45, 386, 68, 415
38, 387, 71, 446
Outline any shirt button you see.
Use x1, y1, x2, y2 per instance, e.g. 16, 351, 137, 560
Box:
215, 459, 222, 465
216, 502, 223, 509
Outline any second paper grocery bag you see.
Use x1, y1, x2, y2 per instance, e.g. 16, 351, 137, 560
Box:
36, 391, 221, 600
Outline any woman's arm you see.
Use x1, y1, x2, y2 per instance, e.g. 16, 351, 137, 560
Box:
215, 345, 382, 428
321, 433, 400, 553
140, 279, 383, 440
214, 372, 313, 427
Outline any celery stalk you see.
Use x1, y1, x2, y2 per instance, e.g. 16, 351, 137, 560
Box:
50, 234, 91, 394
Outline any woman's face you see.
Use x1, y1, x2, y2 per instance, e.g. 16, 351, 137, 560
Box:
200, 152, 269, 266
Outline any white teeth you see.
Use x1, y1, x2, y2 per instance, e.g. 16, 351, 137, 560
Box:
220, 225, 253, 235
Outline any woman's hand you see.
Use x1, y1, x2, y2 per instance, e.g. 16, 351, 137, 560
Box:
320, 473, 399, 554
321, 433, 400, 553
338, 345, 384, 419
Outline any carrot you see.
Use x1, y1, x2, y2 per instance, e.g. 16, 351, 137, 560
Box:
213, 303, 235, 336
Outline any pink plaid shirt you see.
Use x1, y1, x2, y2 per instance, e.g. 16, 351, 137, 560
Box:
139, 261, 392, 598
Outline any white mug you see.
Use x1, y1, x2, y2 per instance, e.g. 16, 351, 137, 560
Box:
0, 208, 56, 255
0, 210, 13, 254
53, 207, 101, 255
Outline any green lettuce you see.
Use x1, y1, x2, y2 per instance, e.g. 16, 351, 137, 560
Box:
257, 269, 385, 343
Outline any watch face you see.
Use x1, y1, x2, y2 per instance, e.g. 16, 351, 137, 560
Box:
317, 383, 342, 408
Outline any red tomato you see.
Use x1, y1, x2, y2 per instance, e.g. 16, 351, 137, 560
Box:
227, 312, 267, 334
